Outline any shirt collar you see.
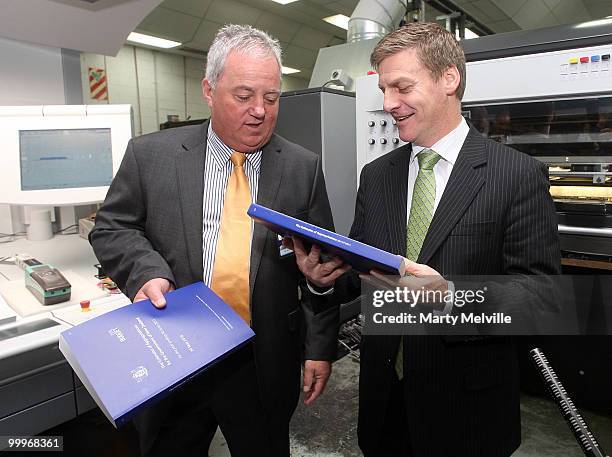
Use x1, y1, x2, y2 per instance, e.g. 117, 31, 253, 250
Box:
207, 122, 262, 173
410, 117, 469, 167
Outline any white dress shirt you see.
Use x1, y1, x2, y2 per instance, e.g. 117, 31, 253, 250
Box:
407, 117, 470, 220
407, 117, 470, 314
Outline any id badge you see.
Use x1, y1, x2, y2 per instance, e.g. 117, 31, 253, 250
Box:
277, 234, 294, 258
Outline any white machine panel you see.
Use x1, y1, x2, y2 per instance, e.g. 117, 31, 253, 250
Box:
356, 44, 612, 180
355, 74, 406, 182
464, 44, 612, 103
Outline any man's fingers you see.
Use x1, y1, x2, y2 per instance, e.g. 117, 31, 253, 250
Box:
148, 287, 167, 309
135, 279, 171, 309
326, 264, 351, 282
304, 377, 326, 405
303, 366, 314, 393
306, 243, 322, 265
292, 237, 309, 259
403, 258, 421, 275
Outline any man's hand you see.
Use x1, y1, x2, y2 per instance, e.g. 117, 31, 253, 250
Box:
134, 278, 175, 309
285, 236, 351, 288
302, 360, 332, 405
362, 258, 448, 296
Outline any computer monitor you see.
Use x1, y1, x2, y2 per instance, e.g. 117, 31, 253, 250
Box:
0, 104, 132, 206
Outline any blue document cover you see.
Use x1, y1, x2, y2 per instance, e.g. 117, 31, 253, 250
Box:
248, 203, 405, 275
59, 282, 254, 428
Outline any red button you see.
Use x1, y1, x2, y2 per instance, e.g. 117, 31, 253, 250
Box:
580, 57, 589, 63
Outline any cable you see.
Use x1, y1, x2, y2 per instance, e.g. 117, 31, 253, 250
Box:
55, 224, 78, 235
530, 348, 609, 457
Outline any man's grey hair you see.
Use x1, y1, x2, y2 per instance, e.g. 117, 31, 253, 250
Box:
205, 24, 283, 89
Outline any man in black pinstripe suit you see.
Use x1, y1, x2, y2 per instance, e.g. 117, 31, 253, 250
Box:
293, 22, 560, 457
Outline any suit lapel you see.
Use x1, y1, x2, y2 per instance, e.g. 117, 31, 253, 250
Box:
176, 121, 208, 280
418, 128, 488, 265
384, 145, 411, 255
250, 135, 285, 295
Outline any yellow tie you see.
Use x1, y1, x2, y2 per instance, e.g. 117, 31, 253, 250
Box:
210, 151, 251, 323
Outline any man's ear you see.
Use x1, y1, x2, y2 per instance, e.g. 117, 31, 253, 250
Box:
202, 79, 213, 107
443, 65, 461, 97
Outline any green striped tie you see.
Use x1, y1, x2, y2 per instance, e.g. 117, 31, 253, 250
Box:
396, 149, 442, 380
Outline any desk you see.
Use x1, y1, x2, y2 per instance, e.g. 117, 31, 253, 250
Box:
0, 234, 129, 438
0, 234, 99, 281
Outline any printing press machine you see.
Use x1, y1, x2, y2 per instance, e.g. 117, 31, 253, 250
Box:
460, 23, 612, 414
460, 23, 612, 268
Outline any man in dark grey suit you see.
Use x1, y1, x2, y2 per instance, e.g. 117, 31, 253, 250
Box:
294, 22, 560, 457
90, 24, 340, 457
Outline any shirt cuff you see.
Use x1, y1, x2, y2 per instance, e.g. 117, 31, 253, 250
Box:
306, 280, 334, 296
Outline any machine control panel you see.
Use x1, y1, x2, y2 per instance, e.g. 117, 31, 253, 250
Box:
356, 74, 407, 179
464, 44, 612, 103
561, 52, 610, 80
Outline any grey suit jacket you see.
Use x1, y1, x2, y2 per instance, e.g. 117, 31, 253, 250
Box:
90, 121, 339, 428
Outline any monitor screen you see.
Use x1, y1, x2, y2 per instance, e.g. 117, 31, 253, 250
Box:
19, 128, 113, 191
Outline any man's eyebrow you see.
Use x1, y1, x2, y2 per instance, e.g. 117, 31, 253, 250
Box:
384, 76, 414, 87
233, 85, 255, 92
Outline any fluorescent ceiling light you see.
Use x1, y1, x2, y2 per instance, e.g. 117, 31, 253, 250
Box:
127, 32, 181, 49
282, 66, 300, 75
323, 14, 350, 30
575, 18, 612, 28
270, 0, 300, 4
464, 28, 479, 39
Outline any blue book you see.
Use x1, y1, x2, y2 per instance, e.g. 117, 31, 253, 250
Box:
248, 203, 405, 275
59, 282, 254, 428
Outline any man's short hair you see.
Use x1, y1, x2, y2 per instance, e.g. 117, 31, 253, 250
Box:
205, 24, 282, 90
370, 22, 466, 100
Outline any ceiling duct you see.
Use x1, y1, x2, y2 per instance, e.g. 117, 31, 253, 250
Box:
347, 0, 407, 43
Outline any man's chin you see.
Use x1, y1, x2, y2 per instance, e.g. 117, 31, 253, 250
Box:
241, 134, 272, 151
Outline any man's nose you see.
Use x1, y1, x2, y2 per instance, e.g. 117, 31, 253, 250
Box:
251, 99, 265, 118
383, 91, 400, 114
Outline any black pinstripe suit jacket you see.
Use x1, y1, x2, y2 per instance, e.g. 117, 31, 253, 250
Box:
349, 127, 561, 457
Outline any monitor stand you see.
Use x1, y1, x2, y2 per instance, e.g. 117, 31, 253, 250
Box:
26, 208, 53, 241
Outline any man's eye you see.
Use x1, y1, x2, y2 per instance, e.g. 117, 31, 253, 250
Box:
236, 95, 250, 102
265, 96, 279, 103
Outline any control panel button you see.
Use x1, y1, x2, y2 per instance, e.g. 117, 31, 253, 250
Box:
368, 138, 375, 145
392, 138, 400, 144
380, 120, 387, 126
368, 120, 375, 127
380, 138, 387, 144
